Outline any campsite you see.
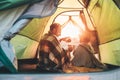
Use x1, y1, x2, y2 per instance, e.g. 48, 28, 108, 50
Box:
0, 0, 120, 80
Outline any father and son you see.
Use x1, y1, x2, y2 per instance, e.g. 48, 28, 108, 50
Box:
36, 23, 107, 73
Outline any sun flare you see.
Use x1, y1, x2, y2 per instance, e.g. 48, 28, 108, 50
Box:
60, 21, 80, 38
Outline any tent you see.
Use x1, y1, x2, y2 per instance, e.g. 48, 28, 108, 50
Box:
0, 0, 120, 73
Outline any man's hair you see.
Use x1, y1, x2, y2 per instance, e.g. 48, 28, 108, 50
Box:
50, 23, 61, 31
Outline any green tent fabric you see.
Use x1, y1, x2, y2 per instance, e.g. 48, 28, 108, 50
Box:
88, 0, 120, 66
0, 0, 43, 10
88, 0, 120, 44
11, 17, 50, 59
99, 39, 120, 65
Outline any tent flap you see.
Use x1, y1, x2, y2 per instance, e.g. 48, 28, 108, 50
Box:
20, 0, 58, 19
0, 40, 17, 73
0, 5, 28, 40
0, 0, 43, 10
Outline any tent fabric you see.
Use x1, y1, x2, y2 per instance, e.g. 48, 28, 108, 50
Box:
99, 39, 120, 66
58, 0, 84, 9
88, 0, 120, 65
0, 0, 43, 10
0, 5, 28, 41
3, 0, 58, 41
11, 17, 51, 59
3, 19, 30, 41
20, 0, 58, 19
0, 40, 17, 73
0, 0, 59, 73
3, 0, 58, 40
11, 35, 39, 59
19, 17, 51, 42
88, 0, 120, 44
0, 5, 28, 73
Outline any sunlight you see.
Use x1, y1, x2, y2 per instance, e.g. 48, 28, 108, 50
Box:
55, 11, 85, 45
60, 21, 80, 38
59, 21, 82, 46
54, 11, 86, 45
54, 11, 85, 39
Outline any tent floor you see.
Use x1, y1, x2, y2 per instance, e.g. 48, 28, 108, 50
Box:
18, 58, 39, 73
18, 59, 120, 73
0, 58, 119, 74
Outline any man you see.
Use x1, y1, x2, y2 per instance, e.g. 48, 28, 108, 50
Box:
37, 23, 67, 72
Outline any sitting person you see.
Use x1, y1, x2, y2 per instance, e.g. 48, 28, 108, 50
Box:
71, 31, 107, 69
36, 23, 69, 72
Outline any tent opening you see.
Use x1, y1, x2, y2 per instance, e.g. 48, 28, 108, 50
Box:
54, 11, 86, 45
